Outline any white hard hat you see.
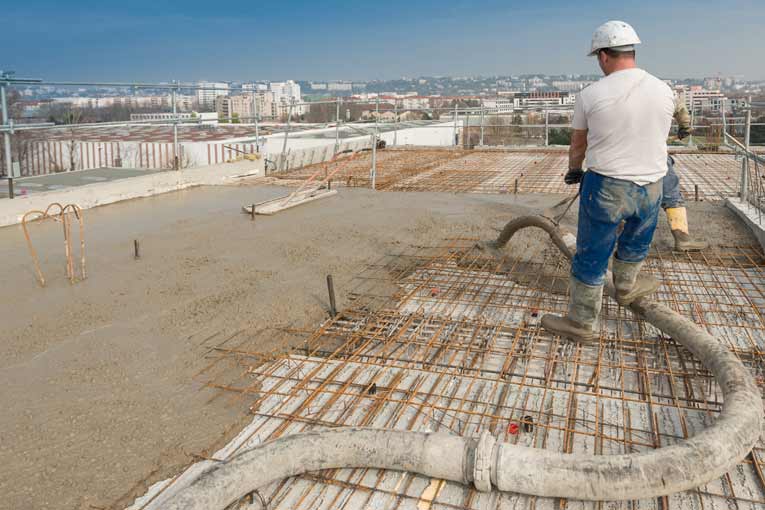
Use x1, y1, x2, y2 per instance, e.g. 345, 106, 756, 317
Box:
588, 20, 641, 56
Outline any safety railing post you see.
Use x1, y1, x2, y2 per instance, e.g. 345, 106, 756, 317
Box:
742, 97, 752, 203
479, 101, 485, 146
393, 101, 398, 147
689, 105, 695, 148
453, 102, 458, 146
172, 82, 179, 170
334, 98, 341, 154
1, 77, 14, 197
252, 92, 260, 153
370, 97, 379, 190
741, 157, 748, 203
279, 100, 294, 171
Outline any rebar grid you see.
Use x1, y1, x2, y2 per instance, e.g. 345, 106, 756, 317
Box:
280, 148, 471, 189
136, 238, 765, 510
279, 149, 745, 200
672, 153, 742, 201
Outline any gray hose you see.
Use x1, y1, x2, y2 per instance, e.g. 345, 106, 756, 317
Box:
163, 216, 763, 508
489, 215, 763, 499
164, 428, 472, 510
493, 215, 575, 259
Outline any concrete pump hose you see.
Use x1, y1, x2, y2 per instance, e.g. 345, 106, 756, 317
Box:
489, 214, 763, 499
164, 428, 472, 510
493, 215, 575, 259
164, 215, 762, 508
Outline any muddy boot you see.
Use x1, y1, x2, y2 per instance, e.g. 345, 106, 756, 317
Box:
671, 230, 708, 252
666, 207, 708, 252
541, 277, 602, 342
612, 259, 659, 306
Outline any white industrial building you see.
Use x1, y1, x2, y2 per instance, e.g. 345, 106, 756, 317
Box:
484, 92, 575, 113
196, 81, 230, 110
51, 94, 195, 111
269, 80, 304, 116
674, 85, 728, 113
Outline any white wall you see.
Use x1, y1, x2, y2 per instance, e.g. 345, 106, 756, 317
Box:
248, 121, 458, 171
0, 159, 263, 228
14, 121, 460, 177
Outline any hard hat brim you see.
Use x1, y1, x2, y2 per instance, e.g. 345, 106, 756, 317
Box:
588, 44, 636, 56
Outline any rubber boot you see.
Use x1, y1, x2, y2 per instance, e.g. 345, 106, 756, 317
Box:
666, 207, 708, 252
541, 277, 602, 342
612, 258, 659, 306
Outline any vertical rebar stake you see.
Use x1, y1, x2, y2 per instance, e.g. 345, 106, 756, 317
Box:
695, 184, 699, 202
134, 239, 140, 259
327, 275, 337, 318
514, 179, 518, 194
251, 204, 255, 221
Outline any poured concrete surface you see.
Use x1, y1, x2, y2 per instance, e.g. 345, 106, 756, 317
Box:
0, 160, 262, 227
0, 167, 166, 198
0, 183, 755, 510
728, 197, 765, 252
0, 185, 559, 510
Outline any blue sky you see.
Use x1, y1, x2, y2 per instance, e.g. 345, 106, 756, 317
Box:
2, 0, 764, 82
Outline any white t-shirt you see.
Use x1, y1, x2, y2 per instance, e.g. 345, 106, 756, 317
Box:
572, 68, 675, 185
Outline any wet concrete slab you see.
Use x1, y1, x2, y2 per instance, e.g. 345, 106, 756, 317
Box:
1, 167, 166, 198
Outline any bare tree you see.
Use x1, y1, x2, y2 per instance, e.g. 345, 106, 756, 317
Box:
64, 109, 83, 171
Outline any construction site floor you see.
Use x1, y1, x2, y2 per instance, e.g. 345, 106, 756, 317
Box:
0, 167, 167, 199
0, 180, 759, 509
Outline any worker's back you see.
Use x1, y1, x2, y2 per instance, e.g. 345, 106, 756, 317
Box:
574, 68, 674, 185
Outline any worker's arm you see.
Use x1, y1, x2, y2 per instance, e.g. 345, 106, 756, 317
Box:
674, 99, 692, 139
569, 129, 587, 169
565, 95, 588, 184
565, 129, 588, 184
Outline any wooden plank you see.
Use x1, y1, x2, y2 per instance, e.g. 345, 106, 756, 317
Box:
242, 189, 338, 216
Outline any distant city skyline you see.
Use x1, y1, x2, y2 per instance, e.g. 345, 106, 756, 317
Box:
3, 0, 764, 82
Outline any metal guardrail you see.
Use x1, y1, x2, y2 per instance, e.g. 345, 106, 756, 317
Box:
723, 97, 765, 221
1, 72, 763, 198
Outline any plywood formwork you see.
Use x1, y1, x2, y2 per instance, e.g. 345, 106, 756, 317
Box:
130, 236, 765, 510
279, 149, 744, 200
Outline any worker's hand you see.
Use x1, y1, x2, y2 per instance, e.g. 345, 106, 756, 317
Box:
678, 127, 691, 140
564, 168, 584, 185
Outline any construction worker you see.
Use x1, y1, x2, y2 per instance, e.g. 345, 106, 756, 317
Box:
664, 103, 708, 251
541, 20, 675, 342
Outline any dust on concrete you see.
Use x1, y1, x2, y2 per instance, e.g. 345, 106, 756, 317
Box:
0, 184, 754, 510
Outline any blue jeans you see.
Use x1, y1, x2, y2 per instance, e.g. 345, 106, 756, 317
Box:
662, 155, 684, 209
572, 171, 663, 286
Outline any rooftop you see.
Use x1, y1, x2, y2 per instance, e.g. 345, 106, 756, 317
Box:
1, 147, 763, 510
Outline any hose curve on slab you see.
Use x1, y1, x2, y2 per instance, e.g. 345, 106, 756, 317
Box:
165, 216, 763, 509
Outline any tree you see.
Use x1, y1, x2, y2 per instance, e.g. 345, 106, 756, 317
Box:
304, 102, 336, 123
548, 128, 572, 145
63, 108, 83, 171
751, 116, 765, 145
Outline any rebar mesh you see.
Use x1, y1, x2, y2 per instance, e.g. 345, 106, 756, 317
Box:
280, 149, 743, 199
134, 238, 765, 510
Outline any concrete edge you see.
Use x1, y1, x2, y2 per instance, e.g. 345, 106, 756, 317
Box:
0, 160, 263, 228
726, 197, 765, 252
